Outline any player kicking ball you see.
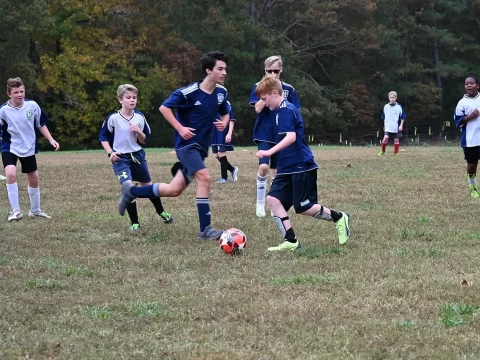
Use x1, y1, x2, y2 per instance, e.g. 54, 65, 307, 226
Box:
255, 76, 350, 251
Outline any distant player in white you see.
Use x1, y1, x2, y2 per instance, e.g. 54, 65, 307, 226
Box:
0, 77, 60, 221
454, 75, 480, 198
378, 91, 406, 156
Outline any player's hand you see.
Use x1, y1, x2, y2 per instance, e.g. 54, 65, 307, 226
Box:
179, 126, 196, 140
110, 151, 120, 162
129, 123, 142, 134
49, 139, 60, 151
256, 150, 270, 159
225, 134, 232, 143
398, 125, 403, 131
214, 120, 225, 131
473, 109, 480, 119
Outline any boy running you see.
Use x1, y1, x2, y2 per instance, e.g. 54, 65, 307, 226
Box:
0, 77, 60, 221
117, 51, 230, 240
99, 84, 173, 231
255, 76, 350, 251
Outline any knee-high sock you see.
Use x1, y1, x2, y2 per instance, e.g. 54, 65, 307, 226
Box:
196, 198, 211, 232
28, 186, 41, 212
256, 175, 267, 205
7, 182, 20, 212
126, 200, 139, 225
219, 156, 228, 180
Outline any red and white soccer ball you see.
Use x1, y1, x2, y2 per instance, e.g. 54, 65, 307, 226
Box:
219, 228, 247, 255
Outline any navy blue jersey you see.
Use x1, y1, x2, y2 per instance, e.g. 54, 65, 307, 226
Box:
162, 81, 229, 155
250, 81, 300, 144
212, 102, 236, 146
275, 100, 317, 175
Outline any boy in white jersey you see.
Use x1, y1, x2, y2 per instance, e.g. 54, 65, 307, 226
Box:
99, 84, 173, 231
117, 51, 230, 240
454, 75, 480, 198
255, 76, 350, 251
0, 77, 60, 221
378, 91, 406, 156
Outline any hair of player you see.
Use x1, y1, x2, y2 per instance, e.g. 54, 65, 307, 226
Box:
265, 55, 283, 68
465, 74, 480, 84
7, 77, 24, 93
255, 76, 283, 98
201, 51, 227, 75
117, 84, 138, 99
388, 91, 397, 98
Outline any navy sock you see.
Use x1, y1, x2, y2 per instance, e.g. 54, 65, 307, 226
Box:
131, 184, 158, 198
219, 156, 228, 180
196, 198, 211, 232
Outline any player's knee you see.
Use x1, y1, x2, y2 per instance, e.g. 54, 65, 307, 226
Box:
382, 140, 388, 145
196, 171, 211, 186
258, 164, 269, 176
266, 195, 280, 208
394, 139, 399, 144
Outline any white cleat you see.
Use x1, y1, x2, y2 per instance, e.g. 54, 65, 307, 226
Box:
256, 205, 266, 217
28, 210, 52, 219
8, 210, 23, 222
0, 175, 6, 181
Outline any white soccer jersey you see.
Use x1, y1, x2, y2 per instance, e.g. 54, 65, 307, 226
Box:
382, 103, 406, 133
0, 99, 49, 157
454, 94, 480, 147
99, 110, 151, 153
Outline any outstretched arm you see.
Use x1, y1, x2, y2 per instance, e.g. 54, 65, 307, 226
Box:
256, 132, 296, 158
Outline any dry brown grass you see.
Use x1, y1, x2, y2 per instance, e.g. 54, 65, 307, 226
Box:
1, 146, 480, 359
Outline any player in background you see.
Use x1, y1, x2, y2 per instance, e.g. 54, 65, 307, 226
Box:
454, 75, 480, 198
212, 101, 238, 183
117, 51, 230, 240
255, 76, 350, 251
100, 84, 173, 231
249, 55, 301, 217
378, 91, 406, 156
0, 77, 60, 221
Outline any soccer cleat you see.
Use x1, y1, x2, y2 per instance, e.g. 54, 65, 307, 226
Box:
129, 223, 140, 231
8, 210, 23, 222
268, 240, 301, 251
198, 226, 223, 240
0, 175, 6, 181
256, 205, 266, 218
215, 178, 228, 184
469, 184, 480, 198
159, 211, 173, 224
335, 211, 351, 245
378, 151, 385, 156
118, 182, 136, 216
231, 166, 239, 181
28, 210, 51, 219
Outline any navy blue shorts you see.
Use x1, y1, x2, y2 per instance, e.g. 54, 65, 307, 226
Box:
257, 141, 278, 169
384, 131, 402, 138
2, 152, 37, 173
176, 145, 206, 178
464, 146, 480, 163
112, 149, 151, 184
268, 169, 318, 213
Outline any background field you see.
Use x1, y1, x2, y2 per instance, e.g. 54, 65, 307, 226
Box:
1, 146, 480, 359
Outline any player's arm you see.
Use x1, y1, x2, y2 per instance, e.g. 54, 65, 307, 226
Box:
256, 132, 296, 158
38, 126, 60, 151
130, 124, 147, 144
462, 109, 480, 124
159, 105, 195, 140
255, 100, 266, 113
250, 85, 265, 113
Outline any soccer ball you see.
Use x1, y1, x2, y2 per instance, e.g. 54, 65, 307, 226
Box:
219, 228, 247, 255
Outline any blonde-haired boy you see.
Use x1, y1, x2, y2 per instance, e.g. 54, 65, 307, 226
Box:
378, 91, 406, 156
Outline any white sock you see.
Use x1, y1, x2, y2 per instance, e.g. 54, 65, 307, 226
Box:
256, 175, 267, 207
468, 174, 477, 186
28, 186, 41, 212
7, 182, 20, 212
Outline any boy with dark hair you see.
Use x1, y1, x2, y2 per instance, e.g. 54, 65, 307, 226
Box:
255, 76, 350, 251
117, 51, 230, 240
0, 77, 60, 221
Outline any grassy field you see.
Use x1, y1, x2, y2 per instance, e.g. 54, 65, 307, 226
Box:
2, 146, 480, 359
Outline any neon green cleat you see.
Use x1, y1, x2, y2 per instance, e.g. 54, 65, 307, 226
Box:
159, 211, 173, 224
378, 151, 385, 156
129, 223, 140, 231
268, 240, 301, 251
469, 185, 480, 198
335, 212, 351, 245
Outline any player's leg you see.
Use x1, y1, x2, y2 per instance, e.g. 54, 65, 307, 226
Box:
266, 175, 299, 251
393, 134, 401, 155
379, 134, 389, 156
295, 170, 350, 244
132, 150, 173, 225
216, 150, 229, 183
2, 152, 22, 221
22, 155, 51, 219
256, 141, 271, 217
112, 156, 139, 230
465, 147, 480, 198
223, 145, 238, 182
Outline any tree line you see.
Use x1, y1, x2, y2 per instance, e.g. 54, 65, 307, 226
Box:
1, 0, 479, 148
